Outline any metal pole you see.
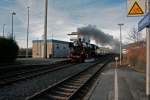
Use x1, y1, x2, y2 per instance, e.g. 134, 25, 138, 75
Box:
12, 13, 13, 39
52, 33, 53, 58
118, 24, 124, 65
26, 7, 30, 58
120, 25, 122, 65
146, 0, 150, 98
114, 57, 118, 100
11, 12, 16, 40
116, 60, 118, 68
3, 24, 5, 37
40, 40, 41, 58
146, 28, 150, 99
37, 39, 39, 57
44, 0, 48, 59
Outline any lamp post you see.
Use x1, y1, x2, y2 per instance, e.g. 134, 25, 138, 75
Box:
118, 23, 124, 65
11, 12, 16, 40
3, 24, 6, 37
26, 7, 30, 58
44, 0, 48, 59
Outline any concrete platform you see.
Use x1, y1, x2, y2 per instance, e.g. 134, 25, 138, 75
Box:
88, 63, 147, 100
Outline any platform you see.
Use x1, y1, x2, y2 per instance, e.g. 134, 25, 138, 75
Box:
88, 63, 147, 100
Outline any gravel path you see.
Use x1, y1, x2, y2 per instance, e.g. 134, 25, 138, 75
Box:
0, 62, 95, 100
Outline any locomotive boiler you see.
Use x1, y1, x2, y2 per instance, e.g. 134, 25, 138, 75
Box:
69, 38, 97, 63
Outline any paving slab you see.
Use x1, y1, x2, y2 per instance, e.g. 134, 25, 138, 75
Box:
89, 63, 147, 100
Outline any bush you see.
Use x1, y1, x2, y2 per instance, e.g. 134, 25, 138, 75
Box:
0, 37, 19, 63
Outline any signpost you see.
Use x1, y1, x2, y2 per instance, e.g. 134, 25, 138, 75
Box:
114, 57, 119, 100
128, 0, 150, 98
127, 0, 145, 16
138, 12, 150, 31
115, 57, 119, 68
138, 0, 150, 97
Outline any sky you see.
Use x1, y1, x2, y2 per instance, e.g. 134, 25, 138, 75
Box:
0, 0, 145, 48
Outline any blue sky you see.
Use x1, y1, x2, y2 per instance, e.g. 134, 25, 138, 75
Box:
0, 0, 144, 48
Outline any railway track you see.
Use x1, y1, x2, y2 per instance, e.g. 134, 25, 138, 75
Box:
0, 62, 76, 86
26, 59, 110, 100
0, 60, 69, 73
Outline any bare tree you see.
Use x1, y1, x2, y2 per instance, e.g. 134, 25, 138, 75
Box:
127, 27, 146, 48
127, 27, 142, 43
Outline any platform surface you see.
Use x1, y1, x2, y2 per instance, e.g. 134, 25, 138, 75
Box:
89, 63, 147, 100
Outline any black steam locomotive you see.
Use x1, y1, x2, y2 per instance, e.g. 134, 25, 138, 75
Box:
69, 38, 98, 63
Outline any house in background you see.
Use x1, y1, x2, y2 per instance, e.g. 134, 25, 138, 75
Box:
32, 39, 70, 58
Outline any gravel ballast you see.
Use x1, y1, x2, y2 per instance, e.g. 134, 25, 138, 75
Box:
0, 62, 95, 100
0, 58, 68, 67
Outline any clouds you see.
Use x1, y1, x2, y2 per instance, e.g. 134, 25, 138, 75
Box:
0, 0, 141, 48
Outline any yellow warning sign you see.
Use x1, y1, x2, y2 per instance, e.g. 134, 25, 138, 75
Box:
128, 1, 144, 16
127, 0, 145, 17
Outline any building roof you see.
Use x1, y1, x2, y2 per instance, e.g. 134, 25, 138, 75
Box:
32, 39, 69, 44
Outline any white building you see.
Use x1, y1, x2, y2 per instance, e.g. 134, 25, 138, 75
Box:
32, 39, 70, 58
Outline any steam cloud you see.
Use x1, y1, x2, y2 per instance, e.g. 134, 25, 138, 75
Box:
77, 25, 120, 53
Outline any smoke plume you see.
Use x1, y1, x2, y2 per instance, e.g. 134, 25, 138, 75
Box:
77, 25, 120, 53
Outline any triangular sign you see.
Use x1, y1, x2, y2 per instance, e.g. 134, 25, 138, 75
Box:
128, 1, 144, 15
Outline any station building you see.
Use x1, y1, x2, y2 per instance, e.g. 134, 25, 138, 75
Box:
32, 39, 70, 58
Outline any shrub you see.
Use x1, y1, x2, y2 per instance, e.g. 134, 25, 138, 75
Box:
0, 37, 19, 63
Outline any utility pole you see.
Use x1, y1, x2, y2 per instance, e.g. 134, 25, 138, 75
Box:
40, 40, 41, 58
3, 24, 5, 37
44, 0, 48, 59
146, 0, 150, 98
37, 38, 39, 57
118, 23, 124, 65
52, 33, 54, 58
26, 7, 30, 58
11, 12, 16, 40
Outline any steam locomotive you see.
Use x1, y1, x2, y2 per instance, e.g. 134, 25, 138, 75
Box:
69, 38, 98, 63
